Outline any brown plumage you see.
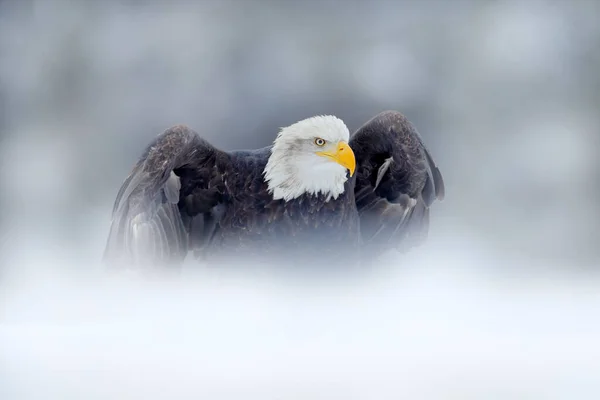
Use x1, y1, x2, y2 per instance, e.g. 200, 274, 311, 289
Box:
103, 111, 445, 270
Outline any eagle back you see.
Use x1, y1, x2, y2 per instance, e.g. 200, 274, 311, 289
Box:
205, 149, 360, 265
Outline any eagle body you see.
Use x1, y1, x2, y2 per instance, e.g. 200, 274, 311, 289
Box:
184, 147, 361, 266
104, 111, 444, 270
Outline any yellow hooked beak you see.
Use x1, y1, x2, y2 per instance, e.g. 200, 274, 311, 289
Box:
316, 141, 356, 177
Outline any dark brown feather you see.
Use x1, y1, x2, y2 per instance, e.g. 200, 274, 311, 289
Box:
104, 111, 443, 271
103, 126, 360, 270
349, 111, 445, 260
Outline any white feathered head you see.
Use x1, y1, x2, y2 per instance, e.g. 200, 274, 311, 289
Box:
263, 115, 356, 201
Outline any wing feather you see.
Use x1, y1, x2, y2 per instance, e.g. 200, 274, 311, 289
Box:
350, 111, 444, 258
103, 125, 230, 269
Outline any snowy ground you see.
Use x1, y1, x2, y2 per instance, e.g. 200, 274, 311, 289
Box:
2, 236, 599, 400
1, 1, 598, 398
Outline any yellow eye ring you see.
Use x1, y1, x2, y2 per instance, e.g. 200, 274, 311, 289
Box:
314, 138, 326, 146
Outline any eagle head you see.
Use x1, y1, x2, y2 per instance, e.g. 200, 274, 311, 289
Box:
264, 115, 356, 202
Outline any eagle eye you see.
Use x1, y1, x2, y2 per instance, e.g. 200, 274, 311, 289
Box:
314, 138, 326, 147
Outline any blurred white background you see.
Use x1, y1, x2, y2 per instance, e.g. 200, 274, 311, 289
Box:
1, 0, 599, 398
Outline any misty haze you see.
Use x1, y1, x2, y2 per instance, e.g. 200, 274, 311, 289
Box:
1, 0, 599, 399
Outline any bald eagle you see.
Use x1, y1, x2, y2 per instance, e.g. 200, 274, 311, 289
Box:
103, 111, 445, 269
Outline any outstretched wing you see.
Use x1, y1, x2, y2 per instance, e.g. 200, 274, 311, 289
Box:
103, 125, 231, 269
350, 111, 445, 258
